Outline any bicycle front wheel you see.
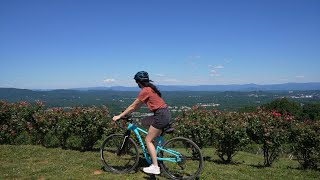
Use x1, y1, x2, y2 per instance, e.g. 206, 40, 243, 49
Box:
100, 134, 139, 173
159, 137, 203, 180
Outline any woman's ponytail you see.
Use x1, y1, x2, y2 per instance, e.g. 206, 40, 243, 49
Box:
140, 81, 162, 97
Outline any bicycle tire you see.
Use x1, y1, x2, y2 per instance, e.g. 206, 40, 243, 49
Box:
100, 134, 139, 173
159, 137, 203, 180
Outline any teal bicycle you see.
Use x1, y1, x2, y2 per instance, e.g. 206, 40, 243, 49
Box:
100, 115, 203, 180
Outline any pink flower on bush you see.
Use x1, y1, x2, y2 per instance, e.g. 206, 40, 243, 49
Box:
11, 130, 17, 136
272, 112, 281, 117
35, 100, 45, 107
26, 122, 32, 129
192, 105, 199, 110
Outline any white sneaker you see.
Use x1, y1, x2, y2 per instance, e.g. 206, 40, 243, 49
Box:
143, 164, 160, 175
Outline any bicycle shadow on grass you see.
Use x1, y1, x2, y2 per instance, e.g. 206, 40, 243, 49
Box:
137, 157, 201, 180
143, 174, 157, 180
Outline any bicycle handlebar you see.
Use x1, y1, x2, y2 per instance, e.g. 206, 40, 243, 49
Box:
114, 114, 141, 129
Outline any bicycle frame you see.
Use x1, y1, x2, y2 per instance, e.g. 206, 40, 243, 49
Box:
124, 122, 182, 165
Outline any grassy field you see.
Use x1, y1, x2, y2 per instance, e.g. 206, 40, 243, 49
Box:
1, 145, 319, 180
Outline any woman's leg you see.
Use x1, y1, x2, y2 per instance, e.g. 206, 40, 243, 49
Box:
145, 125, 162, 166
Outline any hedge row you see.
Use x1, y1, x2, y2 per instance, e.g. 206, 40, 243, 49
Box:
1, 101, 319, 169
0, 101, 119, 151
174, 106, 320, 169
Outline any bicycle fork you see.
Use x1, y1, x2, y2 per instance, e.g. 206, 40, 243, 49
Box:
117, 130, 131, 156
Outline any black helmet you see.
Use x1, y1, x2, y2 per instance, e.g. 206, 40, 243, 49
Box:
134, 71, 152, 82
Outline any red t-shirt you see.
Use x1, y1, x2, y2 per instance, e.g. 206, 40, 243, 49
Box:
137, 87, 167, 112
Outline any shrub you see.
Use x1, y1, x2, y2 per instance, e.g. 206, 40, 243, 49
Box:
175, 108, 250, 163
291, 120, 320, 169
0, 101, 14, 144
1, 101, 111, 151
67, 106, 109, 151
246, 109, 294, 166
262, 98, 301, 117
35, 106, 110, 151
301, 103, 320, 121
0, 101, 43, 145
212, 112, 249, 163
174, 106, 215, 149
33, 107, 71, 147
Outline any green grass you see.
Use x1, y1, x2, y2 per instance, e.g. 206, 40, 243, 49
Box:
1, 145, 319, 180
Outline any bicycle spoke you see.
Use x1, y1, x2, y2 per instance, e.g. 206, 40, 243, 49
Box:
100, 134, 139, 173
159, 137, 203, 179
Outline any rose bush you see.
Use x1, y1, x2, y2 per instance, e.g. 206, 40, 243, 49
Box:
174, 106, 215, 149
2, 99, 319, 168
0, 101, 43, 144
212, 112, 249, 163
1, 101, 111, 151
174, 108, 250, 163
291, 120, 320, 169
66, 106, 109, 151
246, 109, 294, 166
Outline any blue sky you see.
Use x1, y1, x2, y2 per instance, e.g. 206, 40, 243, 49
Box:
1, 0, 320, 89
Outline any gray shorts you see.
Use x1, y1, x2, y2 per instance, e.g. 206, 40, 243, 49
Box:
141, 108, 171, 130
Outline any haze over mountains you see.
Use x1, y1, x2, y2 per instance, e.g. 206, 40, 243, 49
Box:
71, 82, 320, 92
1, 82, 320, 92
1, 82, 320, 111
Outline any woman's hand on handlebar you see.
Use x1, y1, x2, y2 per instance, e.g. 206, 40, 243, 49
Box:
112, 115, 121, 122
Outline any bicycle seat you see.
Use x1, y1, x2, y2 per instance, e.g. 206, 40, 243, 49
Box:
161, 123, 174, 135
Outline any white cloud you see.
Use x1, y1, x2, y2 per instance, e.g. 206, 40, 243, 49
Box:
224, 59, 232, 63
279, 78, 289, 81
211, 65, 224, 69
155, 74, 165, 77
188, 55, 201, 59
164, 79, 180, 83
103, 78, 116, 83
208, 65, 224, 69
210, 72, 221, 77
209, 64, 224, 77
210, 69, 221, 77
295, 75, 305, 78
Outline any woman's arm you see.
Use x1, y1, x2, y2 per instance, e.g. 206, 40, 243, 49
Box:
112, 98, 143, 121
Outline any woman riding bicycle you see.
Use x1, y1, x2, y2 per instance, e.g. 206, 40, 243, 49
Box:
112, 71, 171, 175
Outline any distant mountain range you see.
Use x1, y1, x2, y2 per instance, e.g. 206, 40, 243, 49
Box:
1, 83, 320, 93
70, 82, 320, 91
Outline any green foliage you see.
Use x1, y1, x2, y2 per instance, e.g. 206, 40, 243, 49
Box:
175, 107, 250, 163
291, 120, 320, 169
1, 101, 110, 151
32, 108, 70, 149
174, 106, 215, 149
0, 100, 43, 144
301, 103, 320, 121
246, 109, 294, 166
212, 112, 249, 163
1, 99, 320, 170
174, 105, 317, 168
263, 98, 301, 117
66, 107, 109, 151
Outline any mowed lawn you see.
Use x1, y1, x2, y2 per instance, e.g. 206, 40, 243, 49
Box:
1, 145, 319, 180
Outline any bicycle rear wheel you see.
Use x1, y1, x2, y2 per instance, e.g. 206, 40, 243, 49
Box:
100, 134, 139, 173
159, 137, 203, 180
